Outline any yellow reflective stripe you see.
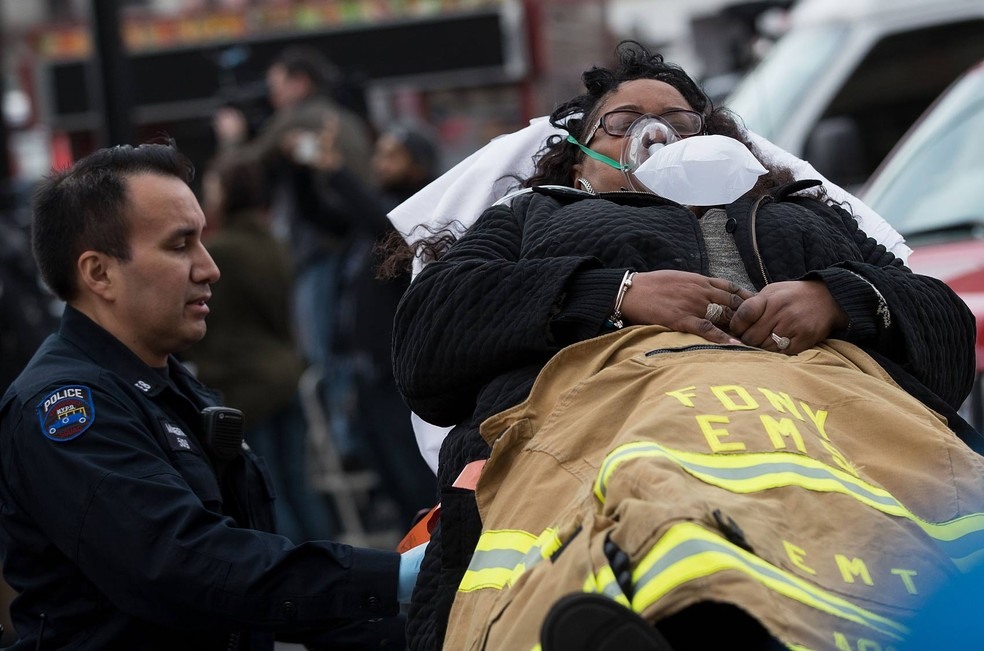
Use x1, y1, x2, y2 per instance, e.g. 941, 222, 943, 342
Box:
460, 529, 538, 592
586, 563, 632, 607
474, 528, 540, 552
459, 528, 561, 593
626, 522, 907, 641
538, 528, 564, 559
595, 442, 984, 566
460, 566, 516, 592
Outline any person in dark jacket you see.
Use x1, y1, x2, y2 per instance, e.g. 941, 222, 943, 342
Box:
214, 45, 375, 469
290, 119, 442, 527
0, 141, 424, 650
390, 42, 978, 650
336, 124, 442, 526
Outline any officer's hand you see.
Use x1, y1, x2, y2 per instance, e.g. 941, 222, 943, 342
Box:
398, 541, 428, 604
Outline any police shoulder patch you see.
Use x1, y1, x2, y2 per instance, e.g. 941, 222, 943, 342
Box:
37, 385, 96, 442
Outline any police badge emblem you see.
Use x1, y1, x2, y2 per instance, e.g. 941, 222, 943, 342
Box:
37, 385, 96, 441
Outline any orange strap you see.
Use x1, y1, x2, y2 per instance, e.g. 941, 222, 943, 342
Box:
397, 504, 440, 552
397, 460, 486, 552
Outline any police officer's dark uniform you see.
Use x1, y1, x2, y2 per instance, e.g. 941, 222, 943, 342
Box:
0, 305, 403, 650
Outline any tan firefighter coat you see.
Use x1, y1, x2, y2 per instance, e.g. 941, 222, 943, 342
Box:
443, 327, 984, 651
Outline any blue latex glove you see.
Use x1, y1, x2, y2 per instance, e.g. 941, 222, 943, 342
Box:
398, 541, 428, 604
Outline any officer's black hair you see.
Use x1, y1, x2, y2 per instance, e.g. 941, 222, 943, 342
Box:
31, 138, 195, 301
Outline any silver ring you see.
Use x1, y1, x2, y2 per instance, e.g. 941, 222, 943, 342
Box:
771, 332, 791, 351
704, 303, 724, 323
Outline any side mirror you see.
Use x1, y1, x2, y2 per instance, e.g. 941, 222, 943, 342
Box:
803, 116, 868, 188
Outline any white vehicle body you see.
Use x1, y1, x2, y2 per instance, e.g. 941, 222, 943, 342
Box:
726, 0, 984, 188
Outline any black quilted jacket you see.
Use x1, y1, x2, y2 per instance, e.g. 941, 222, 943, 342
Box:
392, 182, 977, 650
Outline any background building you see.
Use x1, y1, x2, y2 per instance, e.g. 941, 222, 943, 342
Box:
1, 0, 765, 192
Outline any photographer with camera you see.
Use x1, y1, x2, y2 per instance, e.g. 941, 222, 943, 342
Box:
213, 46, 374, 470
0, 141, 422, 649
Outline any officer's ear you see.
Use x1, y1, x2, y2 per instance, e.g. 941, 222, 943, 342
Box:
77, 250, 121, 301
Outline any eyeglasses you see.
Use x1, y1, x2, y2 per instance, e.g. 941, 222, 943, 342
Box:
584, 109, 705, 144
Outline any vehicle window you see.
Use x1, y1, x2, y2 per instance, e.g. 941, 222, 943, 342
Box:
815, 19, 984, 184
724, 25, 847, 142
863, 68, 984, 241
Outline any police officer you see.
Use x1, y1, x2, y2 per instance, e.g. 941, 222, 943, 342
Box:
0, 142, 424, 649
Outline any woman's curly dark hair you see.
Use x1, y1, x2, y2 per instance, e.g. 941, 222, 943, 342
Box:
375, 224, 461, 280
527, 40, 794, 194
